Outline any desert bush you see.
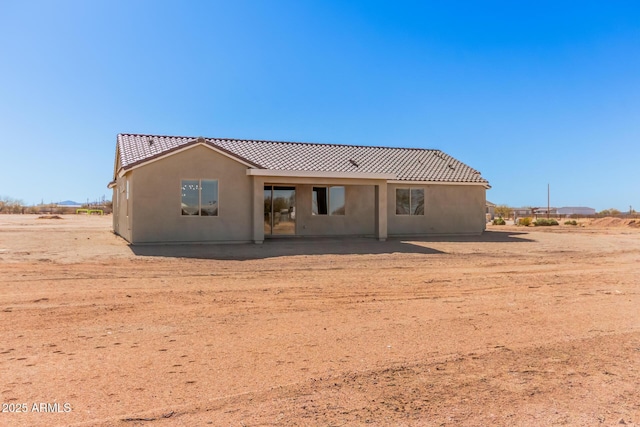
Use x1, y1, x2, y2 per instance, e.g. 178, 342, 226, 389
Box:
534, 218, 559, 226
493, 217, 506, 225
564, 220, 578, 226
0, 196, 25, 214
495, 205, 513, 219
25, 206, 40, 214
518, 217, 532, 226
598, 208, 621, 217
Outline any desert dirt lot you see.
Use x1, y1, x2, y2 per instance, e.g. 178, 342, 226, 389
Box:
0, 214, 639, 426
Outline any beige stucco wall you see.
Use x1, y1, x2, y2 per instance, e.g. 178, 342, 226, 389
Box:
387, 183, 486, 235
112, 174, 132, 242
128, 145, 253, 243
111, 187, 117, 235
294, 184, 376, 236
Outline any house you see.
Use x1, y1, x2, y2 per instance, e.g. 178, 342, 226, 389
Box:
108, 134, 490, 244
485, 200, 496, 221
513, 207, 535, 217
533, 207, 558, 216
557, 207, 596, 217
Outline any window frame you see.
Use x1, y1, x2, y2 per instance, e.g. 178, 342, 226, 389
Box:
395, 187, 425, 216
312, 186, 345, 216
120, 178, 128, 197
180, 179, 219, 217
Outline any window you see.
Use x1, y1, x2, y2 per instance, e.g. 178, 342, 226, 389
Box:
312, 186, 345, 215
396, 188, 424, 215
120, 178, 128, 197
181, 179, 218, 216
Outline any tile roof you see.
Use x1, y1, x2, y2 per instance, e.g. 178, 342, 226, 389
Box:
116, 133, 489, 184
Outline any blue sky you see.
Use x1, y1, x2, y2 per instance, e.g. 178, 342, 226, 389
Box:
1, 1, 638, 211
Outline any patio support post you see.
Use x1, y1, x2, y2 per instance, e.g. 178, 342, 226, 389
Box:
375, 181, 388, 241
252, 175, 265, 244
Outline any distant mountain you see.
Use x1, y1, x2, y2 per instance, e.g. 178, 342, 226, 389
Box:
57, 200, 82, 206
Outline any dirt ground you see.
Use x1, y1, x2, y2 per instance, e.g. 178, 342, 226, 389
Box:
0, 214, 638, 426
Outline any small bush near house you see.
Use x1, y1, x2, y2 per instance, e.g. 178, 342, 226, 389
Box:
495, 205, 513, 219
534, 218, 559, 226
493, 217, 506, 225
518, 217, 532, 226
564, 220, 578, 226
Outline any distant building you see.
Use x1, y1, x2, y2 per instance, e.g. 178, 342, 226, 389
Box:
513, 207, 534, 217
534, 207, 558, 216
557, 207, 596, 216
485, 200, 496, 220
512, 206, 596, 218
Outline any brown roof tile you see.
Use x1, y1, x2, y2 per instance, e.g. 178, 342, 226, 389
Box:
116, 133, 489, 184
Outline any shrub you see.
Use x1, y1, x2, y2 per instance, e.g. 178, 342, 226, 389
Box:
518, 217, 532, 226
493, 217, 506, 225
534, 218, 559, 226
564, 220, 578, 226
495, 205, 513, 219
598, 208, 621, 217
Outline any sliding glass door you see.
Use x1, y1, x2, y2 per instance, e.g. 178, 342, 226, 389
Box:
264, 186, 296, 236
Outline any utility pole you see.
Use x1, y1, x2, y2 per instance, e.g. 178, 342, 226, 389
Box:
547, 183, 550, 219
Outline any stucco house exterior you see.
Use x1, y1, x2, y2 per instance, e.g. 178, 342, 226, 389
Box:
108, 134, 490, 244
485, 200, 496, 221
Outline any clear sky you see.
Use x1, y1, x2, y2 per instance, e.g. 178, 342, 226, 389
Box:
1, 1, 638, 211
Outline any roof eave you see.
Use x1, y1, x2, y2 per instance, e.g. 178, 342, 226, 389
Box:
388, 179, 490, 188
246, 169, 396, 180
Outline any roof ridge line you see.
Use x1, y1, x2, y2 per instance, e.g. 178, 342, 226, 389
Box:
118, 133, 441, 152
118, 132, 199, 140
208, 137, 441, 151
